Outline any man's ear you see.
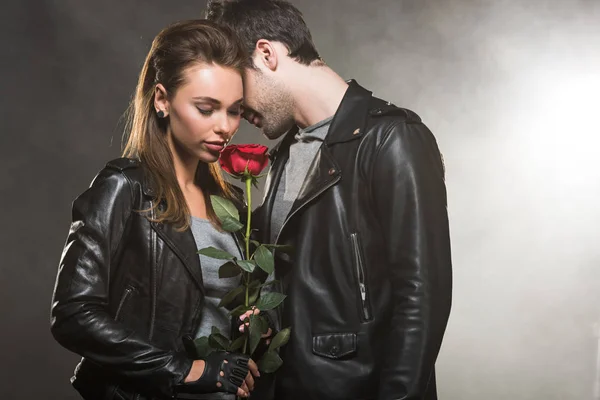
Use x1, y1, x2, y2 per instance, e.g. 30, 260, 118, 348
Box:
255, 39, 279, 71
154, 84, 170, 117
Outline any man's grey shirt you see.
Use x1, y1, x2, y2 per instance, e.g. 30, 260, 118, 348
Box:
269, 116, 333, 244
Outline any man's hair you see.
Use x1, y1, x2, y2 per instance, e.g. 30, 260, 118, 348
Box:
206, 0, 321, 66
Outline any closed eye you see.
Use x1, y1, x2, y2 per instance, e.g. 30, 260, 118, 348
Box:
197, 107, 213, 116
228, 106, 243, 116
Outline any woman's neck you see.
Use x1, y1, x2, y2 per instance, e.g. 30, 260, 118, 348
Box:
167, 131, 199, 191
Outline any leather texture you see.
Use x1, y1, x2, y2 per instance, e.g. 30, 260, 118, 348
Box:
253, 80, 453, 400
51, 159, 244, 399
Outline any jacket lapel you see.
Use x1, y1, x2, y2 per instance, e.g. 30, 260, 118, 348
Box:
259, 80, 374, 244
151, 222, 204, 292
277, 145, 341, 243
141, 172, 204, 292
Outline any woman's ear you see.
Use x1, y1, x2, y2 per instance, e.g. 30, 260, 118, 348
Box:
154, 83, 170, 118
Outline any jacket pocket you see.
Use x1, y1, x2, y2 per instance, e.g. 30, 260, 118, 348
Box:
312, 333, 357, 359
350, 233, 372, 322
114, 285, 136, 321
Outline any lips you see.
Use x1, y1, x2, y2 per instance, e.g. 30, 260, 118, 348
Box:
204, 142, 225, 153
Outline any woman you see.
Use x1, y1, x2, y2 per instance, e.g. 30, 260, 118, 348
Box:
51, 20, 259, 400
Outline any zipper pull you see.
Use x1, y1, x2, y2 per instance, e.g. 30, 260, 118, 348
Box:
359, 283, 367, 301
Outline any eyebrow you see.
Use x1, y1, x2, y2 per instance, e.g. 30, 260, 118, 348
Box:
192, 96, 244, 106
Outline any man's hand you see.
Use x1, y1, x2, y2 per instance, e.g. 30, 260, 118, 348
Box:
239, 307, 273, 345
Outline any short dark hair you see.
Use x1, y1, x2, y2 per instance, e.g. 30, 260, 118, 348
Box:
206, 0, 321, 66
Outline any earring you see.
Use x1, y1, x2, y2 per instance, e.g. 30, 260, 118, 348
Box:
156, 110, 165, 118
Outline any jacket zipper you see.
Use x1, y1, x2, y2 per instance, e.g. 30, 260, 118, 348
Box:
350, 233, 372, 321
114, 287, 134, 321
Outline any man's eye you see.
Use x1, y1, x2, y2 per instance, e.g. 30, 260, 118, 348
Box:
197, 108, 213, 116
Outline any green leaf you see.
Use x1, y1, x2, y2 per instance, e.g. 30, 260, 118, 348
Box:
218, 261, 241, 278
257, 314, 270, 334
228, 304, 250, 317
197, 246, 236, 260
220, 216, 244, 232
236, 259, 256, 273
210, 195, 240, 224
248, 315, 262, 355
254, 245, 274, 274
209, 332, 230, 350
228, 335, 246, 352
250, 239, 261, 247
258, 351, 283, 374
268, 327, 291, 351
218, 286, 245, 308
255, 292, 286, 311
194, 336, 214, 358
247, 280, 261, 305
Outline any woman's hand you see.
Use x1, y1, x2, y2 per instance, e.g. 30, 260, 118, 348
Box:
179, 351, 259, 398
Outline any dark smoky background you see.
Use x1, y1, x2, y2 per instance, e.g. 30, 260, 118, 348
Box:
2, 0, 599, 399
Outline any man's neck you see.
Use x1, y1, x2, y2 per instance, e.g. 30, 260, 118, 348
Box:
289, 65, 348, 129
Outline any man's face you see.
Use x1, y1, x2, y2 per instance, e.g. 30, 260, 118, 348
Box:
242, 66, 295, 140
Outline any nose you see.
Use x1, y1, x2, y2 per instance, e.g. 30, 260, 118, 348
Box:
214, 112, 233, 140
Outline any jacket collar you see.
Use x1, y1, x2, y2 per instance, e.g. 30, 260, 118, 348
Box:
325, 79, 372, 145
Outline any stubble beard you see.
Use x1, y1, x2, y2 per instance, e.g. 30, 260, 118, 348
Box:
255, 75, 296, 140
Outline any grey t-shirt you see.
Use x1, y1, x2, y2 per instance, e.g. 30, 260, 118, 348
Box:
190, 217, 242, 400
190, 216, 242, 339
269, 116, 333, 243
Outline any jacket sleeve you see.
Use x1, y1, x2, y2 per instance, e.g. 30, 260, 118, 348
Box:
50, 167, 192, 397
370, 121, 452, 399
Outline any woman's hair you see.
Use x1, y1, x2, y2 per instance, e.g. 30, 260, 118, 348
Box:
122, 19, 247, 230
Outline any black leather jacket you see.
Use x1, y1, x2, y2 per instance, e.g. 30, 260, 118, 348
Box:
255, 81, 452, 400
51, 159, 238, 400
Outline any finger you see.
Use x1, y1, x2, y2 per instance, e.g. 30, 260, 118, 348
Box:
244, 370, 255, 391
239, 324, 245, 333
237, 387, 249, 398
266, 339, 271, 345
248, 358, 260, 377
253, 308, 260, 315
241, 381, 249, 394
261, 328, 273, 339
240, 311, 251, 322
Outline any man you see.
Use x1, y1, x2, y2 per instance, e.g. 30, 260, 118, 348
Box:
206, 1, 452, 399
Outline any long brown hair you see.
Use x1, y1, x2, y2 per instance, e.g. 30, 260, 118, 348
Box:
122, 19, 247, 230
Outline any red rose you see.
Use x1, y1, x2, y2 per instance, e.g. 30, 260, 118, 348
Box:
219, 144, 269, 177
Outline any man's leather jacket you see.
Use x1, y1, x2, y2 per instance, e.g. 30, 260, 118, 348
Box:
254, 81, 452, 400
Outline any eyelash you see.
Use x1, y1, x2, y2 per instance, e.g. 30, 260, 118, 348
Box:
197, 108, 242, 117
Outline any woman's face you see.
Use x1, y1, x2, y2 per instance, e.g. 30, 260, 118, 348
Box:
156, 63, 243, 164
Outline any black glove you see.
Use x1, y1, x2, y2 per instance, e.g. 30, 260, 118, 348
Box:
176, 350, 250, 395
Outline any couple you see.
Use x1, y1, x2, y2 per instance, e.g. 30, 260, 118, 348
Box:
50, 1, 452, 400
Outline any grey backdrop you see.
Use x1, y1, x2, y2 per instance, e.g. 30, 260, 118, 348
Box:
2, 0, 600, 399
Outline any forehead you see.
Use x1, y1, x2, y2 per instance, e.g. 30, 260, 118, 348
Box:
177, 63, 243, 103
